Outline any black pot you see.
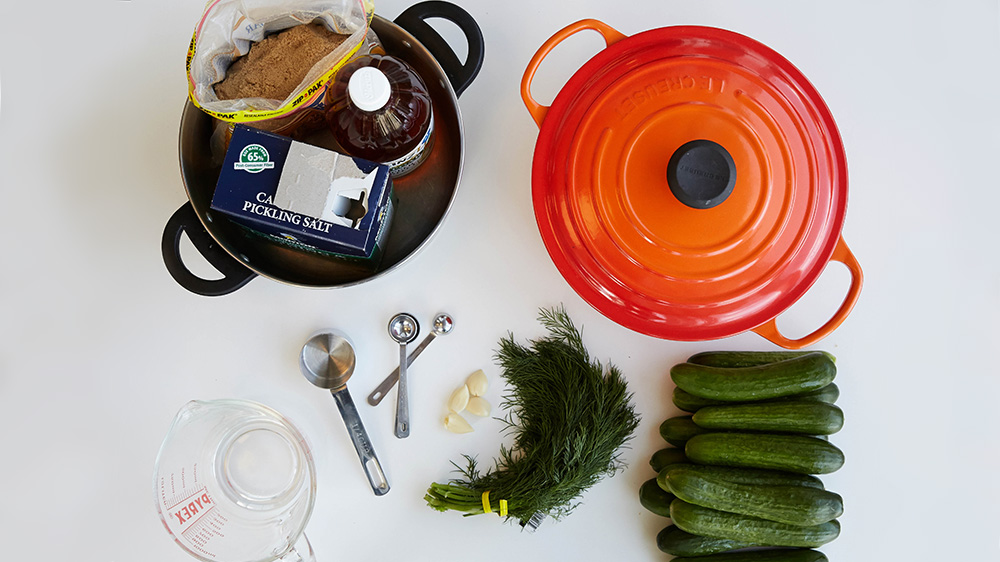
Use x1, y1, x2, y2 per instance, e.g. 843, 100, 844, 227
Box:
162, 1, 484, 296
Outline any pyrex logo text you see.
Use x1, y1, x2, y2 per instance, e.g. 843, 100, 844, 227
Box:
175, 493, 212, 525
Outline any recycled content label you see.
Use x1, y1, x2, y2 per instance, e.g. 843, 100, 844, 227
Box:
233, 144, 275, 173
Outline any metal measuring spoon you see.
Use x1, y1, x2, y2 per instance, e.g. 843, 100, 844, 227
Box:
299, 331, 390, 496
367, 313, 454, 406
388, 313, 419, 438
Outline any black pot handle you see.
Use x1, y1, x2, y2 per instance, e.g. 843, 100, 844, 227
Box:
161, 202, 257, 296
394, 1, 484, 97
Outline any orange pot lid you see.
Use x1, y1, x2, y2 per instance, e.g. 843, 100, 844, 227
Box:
523, 22, 853, 342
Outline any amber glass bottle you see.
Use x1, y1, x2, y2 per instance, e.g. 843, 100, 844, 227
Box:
324, 54, 433, 177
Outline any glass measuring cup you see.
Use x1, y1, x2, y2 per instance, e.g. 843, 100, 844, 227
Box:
153, 399, 317, 562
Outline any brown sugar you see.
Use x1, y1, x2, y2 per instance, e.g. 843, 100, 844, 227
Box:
214, 23, 349, 101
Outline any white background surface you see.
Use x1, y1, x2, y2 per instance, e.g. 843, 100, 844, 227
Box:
1, 0, 999, 560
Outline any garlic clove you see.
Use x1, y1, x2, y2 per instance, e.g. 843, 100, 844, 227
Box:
443, 413, 474, 434
466, 369, 489, 397
465, 396, 491, 417
448, 384, 470, 413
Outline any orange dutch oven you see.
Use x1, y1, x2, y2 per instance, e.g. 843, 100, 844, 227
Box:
521, 20, 863, 349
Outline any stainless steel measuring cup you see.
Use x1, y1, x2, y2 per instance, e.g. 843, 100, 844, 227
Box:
299, 331, 390, 496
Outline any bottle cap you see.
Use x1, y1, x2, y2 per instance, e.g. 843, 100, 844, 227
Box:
348, 66, 391, 112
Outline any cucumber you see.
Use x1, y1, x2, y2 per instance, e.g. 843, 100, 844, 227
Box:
671, 499, 841, 547
693, 401, 845, 435
673, 386, 721, 412
659, 415, 713, 447
656, 524, 758, 556
671, 352, 836, 401
639, 477, 675, 517
663, 465, 843, 526
650, 447, 687, 473
797, 383, 840, 405
686, 433, 845, 475
658, 463, 824, 491
687, 350, 836, 368
674, 384, 840, 413
671, 549, 828, 562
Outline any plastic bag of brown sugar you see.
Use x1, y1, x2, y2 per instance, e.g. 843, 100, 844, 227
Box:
187, 0, 375, 124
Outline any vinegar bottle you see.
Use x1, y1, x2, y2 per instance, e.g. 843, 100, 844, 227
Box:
325, 54, 433, 177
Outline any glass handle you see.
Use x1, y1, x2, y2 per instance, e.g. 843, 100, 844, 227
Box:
278, 534, 316, 562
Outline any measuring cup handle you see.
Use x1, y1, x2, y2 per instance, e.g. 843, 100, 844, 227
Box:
331, 388, 390, 496
752, 237, 864, 349
521, 19, 627, 128
277, 534, 316, 562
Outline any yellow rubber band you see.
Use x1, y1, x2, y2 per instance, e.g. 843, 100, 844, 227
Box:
483, 491, 508, 516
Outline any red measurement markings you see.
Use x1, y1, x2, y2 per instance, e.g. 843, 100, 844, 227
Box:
182, 510, 227, 560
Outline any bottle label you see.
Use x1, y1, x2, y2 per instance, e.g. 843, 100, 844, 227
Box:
385, 110, 434, 177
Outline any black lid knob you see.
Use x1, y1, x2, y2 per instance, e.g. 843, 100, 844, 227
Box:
666, 140, 737, 209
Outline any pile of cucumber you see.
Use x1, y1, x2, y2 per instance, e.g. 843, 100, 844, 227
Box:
639, 351, 845, 561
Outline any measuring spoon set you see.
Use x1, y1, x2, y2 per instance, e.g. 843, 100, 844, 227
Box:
298, 312, 454, 495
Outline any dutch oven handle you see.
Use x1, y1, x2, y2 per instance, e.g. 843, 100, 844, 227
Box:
394, 1, 485, 96
752, 237, 864, 349
521, 19, 627, 127
161, 202, 257, 296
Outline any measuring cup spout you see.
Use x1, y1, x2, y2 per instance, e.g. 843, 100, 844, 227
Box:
174, 399, 205, 420
162, 399, 234, 438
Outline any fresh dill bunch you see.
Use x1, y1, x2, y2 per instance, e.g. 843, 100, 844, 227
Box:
424, 306, 641, 525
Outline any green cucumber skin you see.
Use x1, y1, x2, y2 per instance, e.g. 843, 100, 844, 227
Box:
673, 384, 839, 413
639, 478, 675, 517
693, 401, 845, 435
659, 415, 712, 447
658, 463, 824, 491
686, 433, 845, 475
671, 549, 828, 562
663, 465, 843, 526
671, 352, 836, 401
670, 499, 841, 547
656, 524, 758, 556
649, 447, 688, 473
673, 386, 721, 412
687, 350, 837, 368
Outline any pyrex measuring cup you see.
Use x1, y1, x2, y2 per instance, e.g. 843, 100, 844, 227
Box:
153, 399, 317, 562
